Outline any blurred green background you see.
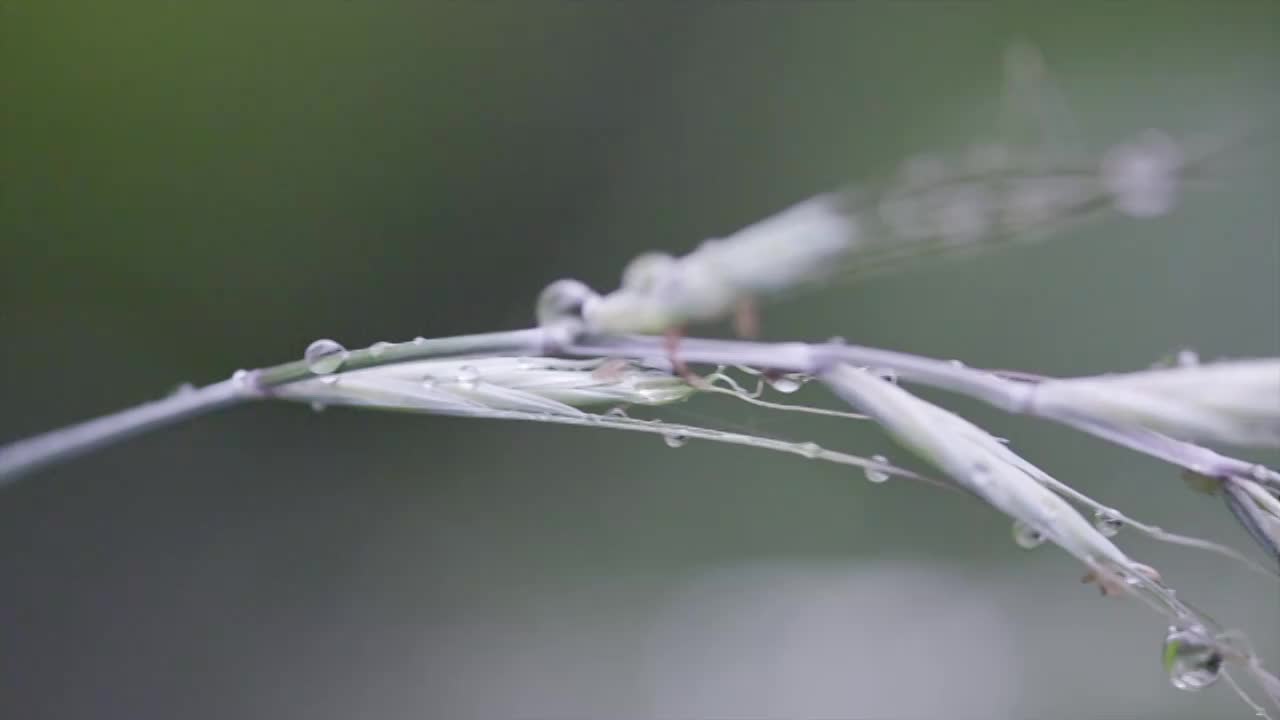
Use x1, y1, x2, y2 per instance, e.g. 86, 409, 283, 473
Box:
1, 2, 1277, 718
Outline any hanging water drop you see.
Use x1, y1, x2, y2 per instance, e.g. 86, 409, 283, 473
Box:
663, 432, 688, 448
1092, 509, 1124, 537
369, 341, 393, 358
305, 339, 346, 375
310, 401, 326, 413
456, 365, 479, 390
1012, 520, 1045, 549
1162, 625, 1223, 691
864, 455, 891, 483
769, 375, 804, 394
605, 406, 629, 418
1175, 349, 1200, 368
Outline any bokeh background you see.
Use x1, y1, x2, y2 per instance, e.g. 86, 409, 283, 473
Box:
2, 2, 1277, 718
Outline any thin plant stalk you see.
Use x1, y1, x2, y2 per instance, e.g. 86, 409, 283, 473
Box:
0, 379, 252, 486
2, 327, 1276, 494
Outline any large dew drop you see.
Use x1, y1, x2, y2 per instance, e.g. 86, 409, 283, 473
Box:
305, 339, 346, 375
1011, 520, 1045, 549
768, 375, 804, 394
1162, 625, 1223, 691
864, 455, 891, 483
455, 365, 479, 390
230, 369, 253, 391
663, 432, 688, 448
1092, 509, 1124, 537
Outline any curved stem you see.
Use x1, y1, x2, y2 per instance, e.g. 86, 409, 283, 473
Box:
0, 328, 553, 486
0, 379, 255, 487
570, 334, 1032, 412
2, 326, 1274, 496
568, 334, 1279, 491
253, 328, 550, 387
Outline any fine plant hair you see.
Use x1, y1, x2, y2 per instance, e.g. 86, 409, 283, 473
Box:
3, 46, 1279, 716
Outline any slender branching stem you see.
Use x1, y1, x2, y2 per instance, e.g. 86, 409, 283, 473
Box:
253, 328, 551, 387
1, 326, 1274, 495
0, 379, 254, 487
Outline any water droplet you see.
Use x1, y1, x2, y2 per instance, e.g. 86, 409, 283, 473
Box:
798, 442, 822, 459
605, 407, 629, 418
456, 365, 479, 390
305, 339, 346, 375
536, 278, 599, 326
1175, 349, 1199, 368
369, 341, 393, 358
412, 336, 426, 346
1162, 625, 1223, 691
1012, 520, 1045, 549
169, 382, 196, 397
319, 375, 339, 386
421, 375, 438, 390
1092, 509, 1124, 537
864, 455, 891, 483
663, 432, 687, 448
310, 401, 326, 413
827, 336, 847, 346
948, 359, 966, 368
969, 462, 994, 490
768, 375, 804, 394
1121, 562, 1162, 589
230, 369, 253, 391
